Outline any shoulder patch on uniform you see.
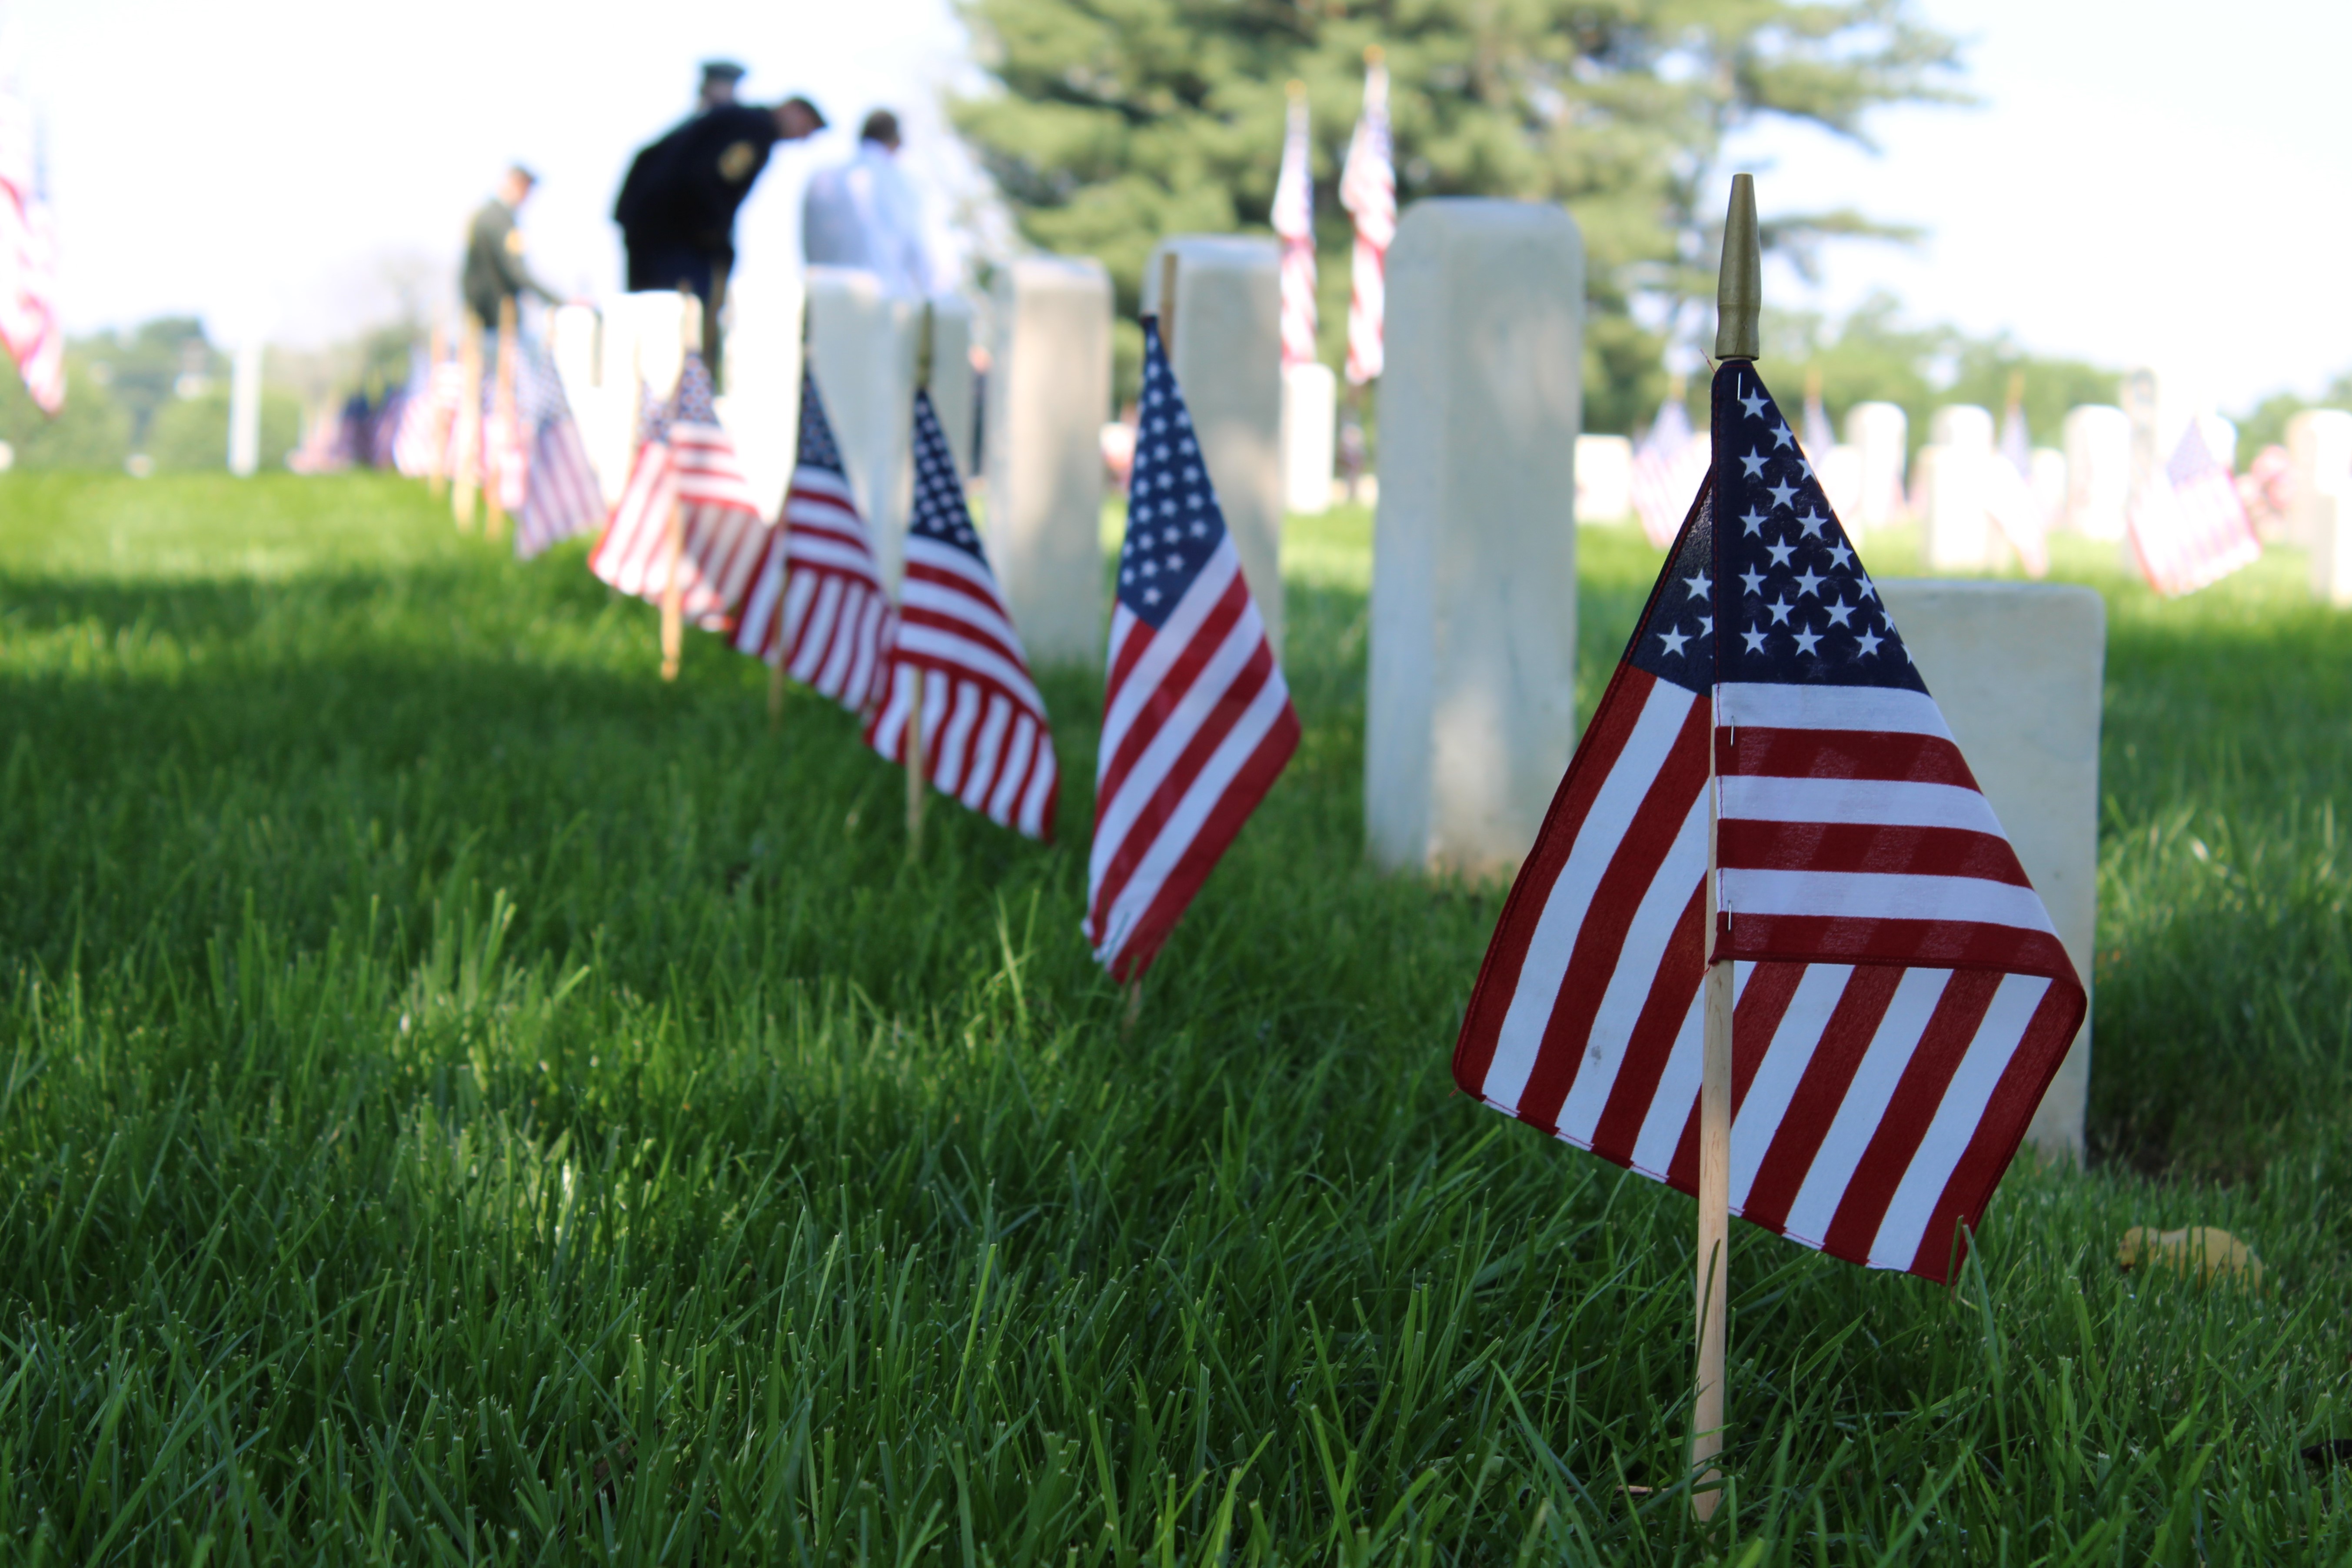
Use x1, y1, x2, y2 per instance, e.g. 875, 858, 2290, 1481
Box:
504, 229, 527, 256
718, 140, 758, 182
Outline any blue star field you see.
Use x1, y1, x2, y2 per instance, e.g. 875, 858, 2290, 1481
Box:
1117, 321, 1228, 631
1627, 363, 1921, 697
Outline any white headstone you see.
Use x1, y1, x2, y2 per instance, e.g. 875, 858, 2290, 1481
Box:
2029, 446, 2068, 528
227, 340, 263, 476
2061, 406, 2131, 540
1920, 404, 1996, 571
716, 278, 805, 520
1574, 434, 1633, 524
1144, 236, 1285, 654
983, 256, 1113, 667
804, 269, 976, 589
1281, 362, 1337, 515
1843, 401, 1908, 541
2310, 493, 2352, 606
1817, 444, 1865, 526
1366, 198, 1583, 876
549, 306, 600, 403
1877, 579, 2105, 1163
2287, 409, 2352, 553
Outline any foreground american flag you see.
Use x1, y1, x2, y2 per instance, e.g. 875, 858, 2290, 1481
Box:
2127, 417, 2260, 599
588, 352, 768, 631
0, 88, 63, 415
1087, 320, 1300, 980
1630, 389, 1707, 549
1454, 362, 2086, 1285
1337, 54, 1392, 386
732, 369, 892, 715
1272, 90, 1318, 370
510, 337, 605, 559
865, 390, 1058, 838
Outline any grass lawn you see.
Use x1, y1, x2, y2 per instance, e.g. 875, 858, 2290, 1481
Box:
2, 470, 2349, 1562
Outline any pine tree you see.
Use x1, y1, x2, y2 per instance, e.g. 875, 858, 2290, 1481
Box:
952, 0, 1963, 429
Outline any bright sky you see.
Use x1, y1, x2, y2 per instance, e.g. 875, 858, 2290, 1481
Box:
6, 0, 2349, 409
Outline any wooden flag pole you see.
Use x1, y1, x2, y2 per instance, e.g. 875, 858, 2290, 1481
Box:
426, 317, 450, 499
659, 287, 700, 683
452, 312, 485, 529
486, 297, 519, 539
904, 301, 939, 861
1691, 170, 1760, 1525
768, 292, 815, 731
1158, 250, 1178, 346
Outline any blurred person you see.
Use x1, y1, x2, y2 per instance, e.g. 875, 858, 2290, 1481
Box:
696, 60, 745, 112
802, 110, 934, 299
614, 90, 827, 371
462, 165, 559, 333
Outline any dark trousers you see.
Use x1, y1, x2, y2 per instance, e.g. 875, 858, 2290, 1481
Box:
622, 244, 730, 383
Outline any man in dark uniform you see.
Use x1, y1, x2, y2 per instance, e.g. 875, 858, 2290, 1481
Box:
613, 90, 825, 374
462, 165, 559, 331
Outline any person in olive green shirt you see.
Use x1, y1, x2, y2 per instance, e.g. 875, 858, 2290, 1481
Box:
462, 165, 559, 331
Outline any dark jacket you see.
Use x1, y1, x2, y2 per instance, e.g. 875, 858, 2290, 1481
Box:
613, 106, 782, 272
461, 199, 556, 326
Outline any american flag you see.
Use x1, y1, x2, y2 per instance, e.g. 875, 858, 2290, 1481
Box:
0, 89, 63, 416
1801, 385, 1834, 463
1630, 390, 1708, 549
1272, 90, 1318, 370
588, 351, 769, 631
1988, 397, 2050, 577
864, 389, 1059, 838
393, 352, 462, 478
510, 336, 606, 559
731, 369, 892, 715
1337, 55, 1392, 386
1453, 362, 2086, 1285
1086, 320, 1300, 981
2126, 417, 2259, 598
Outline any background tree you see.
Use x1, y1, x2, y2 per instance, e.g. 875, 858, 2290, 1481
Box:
952, 0, 1965, 427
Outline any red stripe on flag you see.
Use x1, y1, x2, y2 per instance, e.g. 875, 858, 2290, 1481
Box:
1453, 665, 1671, 1093
1735, 966, 1904, 1234
1721, 915, 2074, 977
1585, 882, 1706, 1164
1718, 822, 2033, 885
1509, 700, 1710, 1130
1725, 729, 1981, 788
1819, 969, 2001, 1264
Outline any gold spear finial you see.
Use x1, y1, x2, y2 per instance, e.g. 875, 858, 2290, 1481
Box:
1287, 78, 1307, 101
1714, 173, 1760, 363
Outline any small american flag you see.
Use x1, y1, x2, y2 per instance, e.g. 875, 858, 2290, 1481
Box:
1630, 390, 1707, 549
2126, 418, 2260, 599
864, 390, 1059, 838
588, 352, 769, 631
731, 369, 892, 715
1086, 320, 1300, 981
511, 337, 605, 559
1988, 398, 2050, 577
0, 88, 62, 416
1453, 361, 2086, 1285
1337, 56, 1392, 386
393, 352, 462, 478
1272, 92, 1318, 370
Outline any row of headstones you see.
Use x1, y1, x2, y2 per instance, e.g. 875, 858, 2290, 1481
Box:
1578, 392, 2352, 598
549, 204, 2095, 1162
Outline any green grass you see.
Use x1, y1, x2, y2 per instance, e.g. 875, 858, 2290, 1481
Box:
1, 471, 2349, 1562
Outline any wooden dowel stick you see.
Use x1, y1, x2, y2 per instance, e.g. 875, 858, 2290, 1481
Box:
659, 498, 685, 682
1692, 720, 1732, 1521
426, 318, 449, 498
485, 296, 517, 539
452, 313, 484, 530
905, 669, 928, 861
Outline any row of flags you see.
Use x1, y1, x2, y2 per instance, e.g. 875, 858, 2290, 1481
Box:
1630, 381, 2262, 599
1271, 54, 1394, 386
411, 310, 1297, 978
0, 87, 63, 415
